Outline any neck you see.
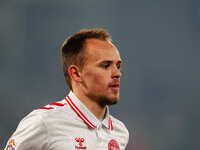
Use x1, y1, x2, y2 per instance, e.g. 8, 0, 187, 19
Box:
72, 89, 107, 120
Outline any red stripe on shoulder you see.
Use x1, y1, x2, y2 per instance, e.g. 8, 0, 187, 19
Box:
39, 107, 54, 110
37, 100, 67, 110
49, 102, 66, 106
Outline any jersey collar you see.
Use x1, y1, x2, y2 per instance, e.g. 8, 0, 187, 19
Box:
65, 91, 113, 130
102, 107, 113, 130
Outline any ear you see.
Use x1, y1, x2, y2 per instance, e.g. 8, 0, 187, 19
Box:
68, 65, 82, 83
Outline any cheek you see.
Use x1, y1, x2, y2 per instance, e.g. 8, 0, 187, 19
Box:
83, 70, 109, 87
90, 73, 105, 83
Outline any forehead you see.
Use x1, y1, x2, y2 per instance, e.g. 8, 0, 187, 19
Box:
83, 38, 121, 63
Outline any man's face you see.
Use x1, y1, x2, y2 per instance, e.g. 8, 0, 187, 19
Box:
79, 38, 122, 106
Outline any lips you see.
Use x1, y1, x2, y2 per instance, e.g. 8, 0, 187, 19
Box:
110, 83, 120, 87
109, 82, 120, 90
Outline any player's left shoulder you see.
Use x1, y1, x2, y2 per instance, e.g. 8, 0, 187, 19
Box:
110, 115, 129, 137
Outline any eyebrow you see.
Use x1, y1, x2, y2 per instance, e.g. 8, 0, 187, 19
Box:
100, 60, 122, 64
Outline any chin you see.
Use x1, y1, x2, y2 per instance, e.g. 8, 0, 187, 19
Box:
98, 95, 119, 106
107, 99, 118, 106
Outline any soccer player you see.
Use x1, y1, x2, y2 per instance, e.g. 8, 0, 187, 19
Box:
4, 29, 129, 150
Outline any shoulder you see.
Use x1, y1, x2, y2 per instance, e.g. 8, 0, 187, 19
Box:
38, 100, 67, 111
26, 99, 69, 125
4, 110, 48, 150
18, 109, 45, 129
109, 115, 130, 149
18, 99, 67, 122
4, 99, 68, 150
35, 99, 68, 117
110, 115, 129, 139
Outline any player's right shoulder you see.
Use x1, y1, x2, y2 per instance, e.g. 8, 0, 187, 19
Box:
20, 99, 68, 125
37, 99, 67, 111
4, 110, 48, 150
4, 99, 67, 150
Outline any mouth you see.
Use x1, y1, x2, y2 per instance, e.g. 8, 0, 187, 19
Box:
109, 83, 120, 91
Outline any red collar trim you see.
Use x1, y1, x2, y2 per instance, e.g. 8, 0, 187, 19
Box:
108, 117, 113, 130
65, 96, 96, 129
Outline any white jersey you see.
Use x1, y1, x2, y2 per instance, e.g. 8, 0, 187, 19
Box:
4, 91, 129, 150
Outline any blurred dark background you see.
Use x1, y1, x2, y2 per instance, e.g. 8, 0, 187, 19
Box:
1, 0, 200, 150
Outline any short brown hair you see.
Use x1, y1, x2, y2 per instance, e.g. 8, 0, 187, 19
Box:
61, 28, 111, 90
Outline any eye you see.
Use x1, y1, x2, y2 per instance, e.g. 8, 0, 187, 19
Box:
117, 63, 122, 70
103, 63, 110, 69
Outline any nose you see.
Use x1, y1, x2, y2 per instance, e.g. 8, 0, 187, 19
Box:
111, 67, 122, 79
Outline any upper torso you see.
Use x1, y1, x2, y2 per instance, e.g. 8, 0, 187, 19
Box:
5, 91, 129, 150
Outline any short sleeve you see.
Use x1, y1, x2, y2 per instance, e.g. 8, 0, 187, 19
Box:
4, 111, 48, 150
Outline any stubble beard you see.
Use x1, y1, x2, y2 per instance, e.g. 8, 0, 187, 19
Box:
96, 94, 119, 107
85, 88, 120, 107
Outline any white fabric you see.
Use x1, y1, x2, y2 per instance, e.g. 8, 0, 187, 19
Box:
4, 91, 129, 150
